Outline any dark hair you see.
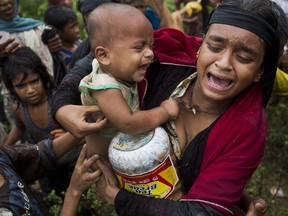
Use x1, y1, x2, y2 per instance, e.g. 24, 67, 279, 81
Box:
44, 6, 77, 31
1, 47, 54, 104
77, 0, 120, 15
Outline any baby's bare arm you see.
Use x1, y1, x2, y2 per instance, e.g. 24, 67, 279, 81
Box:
85, 133, 110, 159
92, 89, 176, 135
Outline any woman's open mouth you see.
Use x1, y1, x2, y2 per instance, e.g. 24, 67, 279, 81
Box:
207, 72, 233, 91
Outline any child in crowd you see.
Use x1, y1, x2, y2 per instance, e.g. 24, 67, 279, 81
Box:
1, 47, 79, 194
0, 0, 56, 124
1, 47, 60, 145
44, 5, 81, 69
79, 3, 179, 161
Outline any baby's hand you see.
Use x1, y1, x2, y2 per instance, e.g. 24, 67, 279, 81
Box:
160, 99, 179, 120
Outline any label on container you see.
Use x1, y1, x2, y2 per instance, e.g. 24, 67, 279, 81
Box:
114, 155, 178, 198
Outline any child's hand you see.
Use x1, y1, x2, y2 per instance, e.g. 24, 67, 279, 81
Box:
68, 144, 102, 195
46, 34, 63, 52
50, 129, 66, 138
160, 99, 180, 120
60, 144, 102, 216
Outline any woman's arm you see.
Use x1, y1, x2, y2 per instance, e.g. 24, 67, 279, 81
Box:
0, 132, 82, 183
94, 158, 224, 216
51, 53, 94, 116
94, 158, 267, 216
52, 54, 101, 137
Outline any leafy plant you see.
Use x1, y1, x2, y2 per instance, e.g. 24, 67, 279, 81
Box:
44, 185, 116, 216
44, 190, 63, 216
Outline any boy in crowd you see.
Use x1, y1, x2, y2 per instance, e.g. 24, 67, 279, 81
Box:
44, 6, 82, 69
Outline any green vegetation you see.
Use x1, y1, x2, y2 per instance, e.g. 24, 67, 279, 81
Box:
44, 185, 116, 216
247, 97, 288, 216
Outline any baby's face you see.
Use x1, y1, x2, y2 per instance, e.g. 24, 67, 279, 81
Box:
105, 18, 154, 84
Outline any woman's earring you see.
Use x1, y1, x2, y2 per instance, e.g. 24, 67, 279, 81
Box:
196, 49, 200, 58
254, 73, 262, 82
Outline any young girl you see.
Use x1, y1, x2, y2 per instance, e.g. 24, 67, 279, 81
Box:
1, 47, 79, 195
1, 47, 61, 145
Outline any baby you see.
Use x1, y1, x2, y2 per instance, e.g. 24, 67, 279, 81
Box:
79, 3, 179, 160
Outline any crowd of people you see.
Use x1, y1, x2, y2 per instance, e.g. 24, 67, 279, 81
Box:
0, 0, 288, 215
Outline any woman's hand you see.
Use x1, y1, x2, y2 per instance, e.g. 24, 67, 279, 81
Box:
246, 199, 267, 216
0, 36, 20, 58
55, 105, 107, 138
94, 158, 120, 205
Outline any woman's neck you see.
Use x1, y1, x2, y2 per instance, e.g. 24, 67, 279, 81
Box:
187, 80, 231, 116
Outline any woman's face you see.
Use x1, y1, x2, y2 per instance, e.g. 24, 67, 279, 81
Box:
196, 24, 265, 103
0, 0, 14, 21
12, 72, 46, 105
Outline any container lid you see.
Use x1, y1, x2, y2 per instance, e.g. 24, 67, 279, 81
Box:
111, 129, 154, 151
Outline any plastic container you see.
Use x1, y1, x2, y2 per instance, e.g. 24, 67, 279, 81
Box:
108, 127, 179, 198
